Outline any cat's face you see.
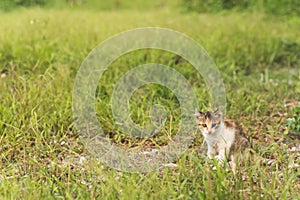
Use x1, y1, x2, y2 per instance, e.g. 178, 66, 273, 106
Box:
195, 108, 222, 135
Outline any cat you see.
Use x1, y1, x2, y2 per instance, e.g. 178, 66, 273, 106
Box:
194, 108, 250, 171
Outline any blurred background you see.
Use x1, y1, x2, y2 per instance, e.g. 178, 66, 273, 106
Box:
0, 0, 299, 16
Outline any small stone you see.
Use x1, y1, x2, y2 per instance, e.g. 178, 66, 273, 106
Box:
162, 163, 177, 168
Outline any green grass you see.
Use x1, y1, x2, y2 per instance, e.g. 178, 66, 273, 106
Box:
0, 8, 299, 199
181, 0, 300, 17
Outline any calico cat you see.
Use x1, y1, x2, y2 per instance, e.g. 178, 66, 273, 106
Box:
195, 108, 249, 170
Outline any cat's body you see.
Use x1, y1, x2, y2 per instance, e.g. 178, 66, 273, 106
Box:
195, 108, 249, 170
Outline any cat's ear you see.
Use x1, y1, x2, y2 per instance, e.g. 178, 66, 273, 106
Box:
194, 108, 202, 119
214, 108, 222, 118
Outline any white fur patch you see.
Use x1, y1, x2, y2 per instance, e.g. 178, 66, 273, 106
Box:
201, 122, 235, 155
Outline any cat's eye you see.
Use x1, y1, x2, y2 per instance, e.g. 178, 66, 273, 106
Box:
201, 124, 207, 128
212, 124, 217, 128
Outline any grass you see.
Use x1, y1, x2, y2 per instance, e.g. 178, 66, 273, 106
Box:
0, 8, 299, 199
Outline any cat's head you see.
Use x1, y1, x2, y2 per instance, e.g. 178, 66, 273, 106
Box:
194, 108, 222, 135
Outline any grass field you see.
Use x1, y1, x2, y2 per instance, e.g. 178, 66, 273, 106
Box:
0, 5, 300, 200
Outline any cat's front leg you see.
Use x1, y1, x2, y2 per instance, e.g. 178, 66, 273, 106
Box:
207, 145, 216, 159
215, 148, 226, 165
210, 148, 226, 171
